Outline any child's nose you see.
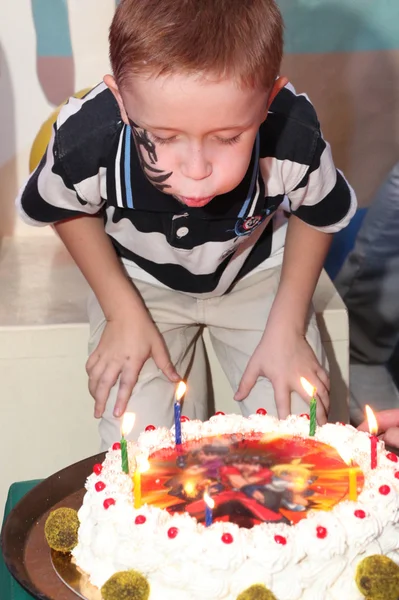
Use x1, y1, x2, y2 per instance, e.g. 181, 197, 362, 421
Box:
181, 148, 212, 181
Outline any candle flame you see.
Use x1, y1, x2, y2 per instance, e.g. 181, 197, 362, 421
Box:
121, 412, 136, 437
339, 446, 353, 467
136, 456, 150, 474
175, 381, 187, 402
203, 490, 215, 509
300, 377, 316, 398
365, 405, 378, 435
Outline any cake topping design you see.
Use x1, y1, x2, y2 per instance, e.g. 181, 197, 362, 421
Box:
135, 515, 146, 525
95, 481, 106, 492
44, 507, 79, 553
93, 463, 102, 475
112, 442, 121, 450
145, 425, 156, 432
355, 555, 399, 600
101, 570, 150, 600
140, 433, 364, 528
103, 498, 116, 509
236, 584, 277, 600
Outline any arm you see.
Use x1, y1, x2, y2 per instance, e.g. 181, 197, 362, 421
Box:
235, 100, 356, 420
55, 216, 179, 417
234, 217, 332, 421
54, 215, 142, 321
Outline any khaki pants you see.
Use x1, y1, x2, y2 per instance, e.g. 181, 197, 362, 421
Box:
87, 267, 327, 450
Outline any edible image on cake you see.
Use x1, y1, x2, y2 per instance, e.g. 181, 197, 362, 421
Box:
141, 433, 364, 528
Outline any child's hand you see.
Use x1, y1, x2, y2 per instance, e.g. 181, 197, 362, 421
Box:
86, 310, 180, 418
234, 322, 329, 424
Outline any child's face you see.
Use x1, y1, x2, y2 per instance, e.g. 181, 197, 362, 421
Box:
106, 72, 284, 208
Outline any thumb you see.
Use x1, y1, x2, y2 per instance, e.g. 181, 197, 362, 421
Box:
152, 339, 180, 382
234, 360, 259, 401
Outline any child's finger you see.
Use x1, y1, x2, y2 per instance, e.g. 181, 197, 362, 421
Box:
316, 367, 330, 393
114, 366, 140, 417
93, 363, 121, 418
152, 338, 180, 382
234, 361, 259, 401
86, 350, 101, 374
274, 383, 291, 419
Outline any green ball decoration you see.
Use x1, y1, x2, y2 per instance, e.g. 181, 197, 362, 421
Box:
355, 555, 399, 600
237, 584, 277, 600
101, 570, 150, 600
44, 507, 79, 553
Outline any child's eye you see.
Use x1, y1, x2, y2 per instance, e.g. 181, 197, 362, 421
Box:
216, 134, 242, 146
150, 134, 177, 145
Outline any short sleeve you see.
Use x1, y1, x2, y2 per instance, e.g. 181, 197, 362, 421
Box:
287, 132, 357, 233
16, 120, 106, 227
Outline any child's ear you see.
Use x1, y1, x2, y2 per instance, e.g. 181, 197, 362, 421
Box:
103, 74, 129, 125
265, 76, 289, 111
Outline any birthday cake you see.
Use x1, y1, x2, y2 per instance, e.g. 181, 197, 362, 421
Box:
47, 412, 399, 600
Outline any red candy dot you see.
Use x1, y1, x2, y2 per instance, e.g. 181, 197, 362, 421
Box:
95, 481, 106, 492
337, 422, 346, 426
221, 533, 234, 544
180, 416, 190, 422
167, 527, 179, 539
93, 463, 102, 475
145, 425, 156, 432
316, 526, 327, 539
379, 485, 391, 496
103, 498, 115, 509
300, 413, 310, 420
215, 411, 225, 416
387, 452, 398, 463
135, 515, 147, 525
256, 408, 267, 415
354, 510, 366, 519
112, 442, 121, 450
394, 471, 399, 479
274, 535, 287, 545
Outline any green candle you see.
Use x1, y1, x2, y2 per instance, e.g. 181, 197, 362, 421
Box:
121, 435, 129, 474
309, 397, 317, 437
120, 412, 136, 475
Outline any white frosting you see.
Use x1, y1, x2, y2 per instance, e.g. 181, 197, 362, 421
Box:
72, 414, 399, 599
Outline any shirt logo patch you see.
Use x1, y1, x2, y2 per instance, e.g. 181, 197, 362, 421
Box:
234, 208, 274, 237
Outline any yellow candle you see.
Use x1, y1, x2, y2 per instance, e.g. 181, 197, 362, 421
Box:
133, 456, 150, 509
133, 468, 142, 509
348, 461, 357, 502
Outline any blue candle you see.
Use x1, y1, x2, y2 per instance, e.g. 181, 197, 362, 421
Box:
174, 381, 186, 446
174, 400, 182, 445
204, 491, 214, 527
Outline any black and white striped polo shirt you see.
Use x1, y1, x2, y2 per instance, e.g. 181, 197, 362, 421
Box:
17, 82, 356, 297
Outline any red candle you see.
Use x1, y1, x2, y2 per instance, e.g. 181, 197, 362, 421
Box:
365, 405, 378, 470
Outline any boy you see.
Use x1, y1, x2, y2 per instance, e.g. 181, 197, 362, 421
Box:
17, 0, 356, 449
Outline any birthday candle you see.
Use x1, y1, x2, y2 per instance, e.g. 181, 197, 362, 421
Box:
365, 405, 378, 470
120, 413, 136, 474
204, 490, 215, 527
348, 462, 357, 502
300, 377, 317, 436
134, 455, 150, 509
174, 381, 186, 446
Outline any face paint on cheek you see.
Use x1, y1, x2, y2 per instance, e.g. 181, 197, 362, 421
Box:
128, 118, 173, 192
